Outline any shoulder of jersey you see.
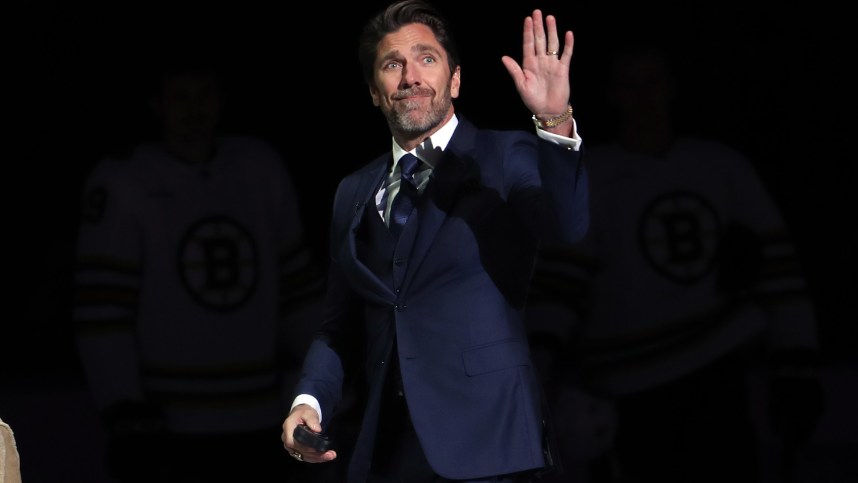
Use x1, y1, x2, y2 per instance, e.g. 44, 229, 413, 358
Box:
86, 144, 159, 184
674, 137, 751, 165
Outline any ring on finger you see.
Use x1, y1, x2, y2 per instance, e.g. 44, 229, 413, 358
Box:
290, 450, 303, 462
546, 50, 559, 56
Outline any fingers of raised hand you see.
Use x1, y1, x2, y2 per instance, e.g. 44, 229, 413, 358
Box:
526, 10, 563, 59
543, 13, 560, 55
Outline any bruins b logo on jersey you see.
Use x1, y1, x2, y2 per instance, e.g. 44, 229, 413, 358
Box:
177, 215, 258, 312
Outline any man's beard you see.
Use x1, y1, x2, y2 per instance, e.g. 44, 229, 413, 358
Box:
386, 83, 452, 135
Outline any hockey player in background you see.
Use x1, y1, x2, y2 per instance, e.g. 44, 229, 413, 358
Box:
72, 50, 329, 482
526, 42, 825, 483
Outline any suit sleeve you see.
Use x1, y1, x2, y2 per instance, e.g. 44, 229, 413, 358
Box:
292, 177, 364, 423
505, 132, 589, 245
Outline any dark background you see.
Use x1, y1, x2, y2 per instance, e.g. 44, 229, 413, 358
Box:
5, 1, 856, 481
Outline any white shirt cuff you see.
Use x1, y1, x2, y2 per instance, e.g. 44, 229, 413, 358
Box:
536, 118, 582, 151
291, 394, 323, 423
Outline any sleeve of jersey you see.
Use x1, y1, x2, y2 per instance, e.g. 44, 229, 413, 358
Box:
73, 162, 146, 410
726, 157, 819, 352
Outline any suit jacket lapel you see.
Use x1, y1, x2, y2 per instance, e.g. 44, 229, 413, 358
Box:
401, 119, 481, 292
338, 157, 397, 303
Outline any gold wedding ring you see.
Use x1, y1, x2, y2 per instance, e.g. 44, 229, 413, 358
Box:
546, 50, 559, 56
290, 450, 303, 461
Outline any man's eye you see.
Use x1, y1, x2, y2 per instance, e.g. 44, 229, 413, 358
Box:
422, 57, 436, 64
384, 62, 401, 70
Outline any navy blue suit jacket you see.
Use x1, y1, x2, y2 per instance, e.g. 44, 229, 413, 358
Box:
295, 117, 588, 481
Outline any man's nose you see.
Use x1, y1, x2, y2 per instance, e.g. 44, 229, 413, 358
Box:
401, 65, 420, 87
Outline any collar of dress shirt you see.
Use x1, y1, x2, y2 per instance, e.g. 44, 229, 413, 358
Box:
390, 114, 459, 172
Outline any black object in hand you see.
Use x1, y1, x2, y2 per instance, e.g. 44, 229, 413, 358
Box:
293, 424, 333, 452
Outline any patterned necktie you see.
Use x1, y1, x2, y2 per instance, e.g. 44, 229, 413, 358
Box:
389, 153, 422, 239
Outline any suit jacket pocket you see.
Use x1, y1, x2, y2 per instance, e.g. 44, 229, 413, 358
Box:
462, 339, 530, 376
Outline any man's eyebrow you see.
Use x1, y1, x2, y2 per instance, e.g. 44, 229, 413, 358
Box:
379, 50, 404, 64
379, 44, 442, 65
411, 43, 441, 56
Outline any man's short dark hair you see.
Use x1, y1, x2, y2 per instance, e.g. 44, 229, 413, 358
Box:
357, 0, 461, 86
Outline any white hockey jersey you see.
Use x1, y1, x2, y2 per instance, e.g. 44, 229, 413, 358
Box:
74, 136, 324, 433
528, 137, 818, 396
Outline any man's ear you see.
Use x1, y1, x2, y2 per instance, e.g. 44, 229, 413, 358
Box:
450, 66, 461, 99
369, 85, 381, 107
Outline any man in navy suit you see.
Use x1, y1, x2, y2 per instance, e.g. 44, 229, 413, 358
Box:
282, 1, 588, 481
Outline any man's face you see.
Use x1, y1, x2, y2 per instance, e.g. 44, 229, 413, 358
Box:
608, 52, 674, 122
152, 72, 222, 142
369, 23, 460, 137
